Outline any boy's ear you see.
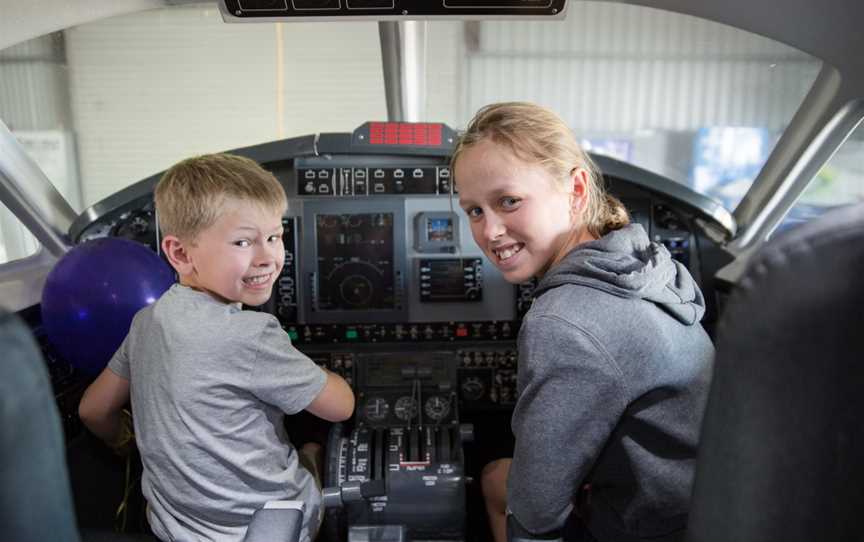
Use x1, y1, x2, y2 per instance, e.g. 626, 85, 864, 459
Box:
161, 235, 194, 276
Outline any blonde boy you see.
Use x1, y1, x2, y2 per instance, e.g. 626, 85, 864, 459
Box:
79, 154, 354, 542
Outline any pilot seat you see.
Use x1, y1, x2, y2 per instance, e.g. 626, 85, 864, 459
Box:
687, 203, 864, 541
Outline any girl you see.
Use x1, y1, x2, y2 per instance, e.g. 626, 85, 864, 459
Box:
452, 102, 714, 542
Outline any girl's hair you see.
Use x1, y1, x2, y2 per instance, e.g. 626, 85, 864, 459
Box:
451, 102, 629, 238
155, 153, 287, 240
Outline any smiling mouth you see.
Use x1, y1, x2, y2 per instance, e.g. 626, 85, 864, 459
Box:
242, 273, 272, 286
493, 243, 524, 262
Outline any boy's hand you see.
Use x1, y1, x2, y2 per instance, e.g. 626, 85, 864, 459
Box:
108, 409, 136, 457
78, 366, 132, 450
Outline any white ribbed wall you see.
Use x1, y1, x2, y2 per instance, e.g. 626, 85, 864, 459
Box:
4, 3, 824, 207
465, 3, 820, 134
0, 35, 72, 131
65, 7, 390, 204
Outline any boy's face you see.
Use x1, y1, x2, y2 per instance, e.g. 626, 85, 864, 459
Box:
179, 198, 285, 306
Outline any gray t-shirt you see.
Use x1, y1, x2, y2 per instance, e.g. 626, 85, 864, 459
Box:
108, 284, 327, 542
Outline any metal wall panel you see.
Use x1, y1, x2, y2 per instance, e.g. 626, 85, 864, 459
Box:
0, 34, 72, 131
465, 3, 821, 133
65, 7, 387, 205
466, 56, 818, 132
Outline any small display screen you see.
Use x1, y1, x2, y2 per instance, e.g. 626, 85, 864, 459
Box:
426, 217, 454, 242
362, 353, 452, 388
419, 258, 482, 302
415, 211, 459, 253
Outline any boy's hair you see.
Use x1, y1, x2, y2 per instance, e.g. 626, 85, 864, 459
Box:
154, 153, 287, 240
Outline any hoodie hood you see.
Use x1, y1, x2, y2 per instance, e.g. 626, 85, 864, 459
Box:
535, 224, 705, 325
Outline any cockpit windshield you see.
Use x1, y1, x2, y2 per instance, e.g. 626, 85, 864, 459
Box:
0, 3, 820, 214
7, 5, 864, 542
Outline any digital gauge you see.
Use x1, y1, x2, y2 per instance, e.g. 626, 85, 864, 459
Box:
394, 396, 417, 421
460, 377, 485, 401
424, 396, 451, 421
363, 397, 390, 422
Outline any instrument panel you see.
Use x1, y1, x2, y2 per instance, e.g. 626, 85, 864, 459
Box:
70, 122, 733, 415
356, 350, 457, 426
60, 122, 734, 540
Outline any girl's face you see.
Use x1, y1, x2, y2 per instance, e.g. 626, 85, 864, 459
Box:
455, 139, 593, 284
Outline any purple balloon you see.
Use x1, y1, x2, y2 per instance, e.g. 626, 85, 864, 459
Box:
41, 238, 175, 375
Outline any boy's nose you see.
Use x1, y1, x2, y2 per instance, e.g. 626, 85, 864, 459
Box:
255, 243, 280, 265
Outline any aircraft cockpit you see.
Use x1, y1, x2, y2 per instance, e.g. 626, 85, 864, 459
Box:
2, 1, 864, 541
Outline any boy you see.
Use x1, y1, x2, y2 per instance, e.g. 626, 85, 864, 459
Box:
78, 153, 355, 542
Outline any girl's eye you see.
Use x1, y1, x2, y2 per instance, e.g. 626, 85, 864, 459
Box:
501, 197, 520, 209
268, 234, 283, 243
234, 239, 251, 248
467, 207, 483, 218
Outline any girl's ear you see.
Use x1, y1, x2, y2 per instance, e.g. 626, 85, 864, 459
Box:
569, 167, 591, 212
161, 235, 194, 276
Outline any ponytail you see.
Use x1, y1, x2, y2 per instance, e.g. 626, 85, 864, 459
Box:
590, 193, 630, 237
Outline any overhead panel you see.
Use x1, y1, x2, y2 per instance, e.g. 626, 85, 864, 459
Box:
218, 0, 567, 20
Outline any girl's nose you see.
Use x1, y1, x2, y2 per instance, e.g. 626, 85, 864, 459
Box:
483, 214, 505, 242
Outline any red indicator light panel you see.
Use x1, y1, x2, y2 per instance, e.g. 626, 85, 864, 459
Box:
353, 122, 457, 153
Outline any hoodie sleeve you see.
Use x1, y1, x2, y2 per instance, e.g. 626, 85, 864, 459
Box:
508, 314, 628, 533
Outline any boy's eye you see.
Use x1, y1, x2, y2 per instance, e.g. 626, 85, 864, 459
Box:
466, 207, 483, 218
268, 233, 283, 243
234, 239, 251, 248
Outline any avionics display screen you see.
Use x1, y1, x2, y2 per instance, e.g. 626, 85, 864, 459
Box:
316, 213, 395, 311
426, 217, 454, 242
361, 352, 453, 389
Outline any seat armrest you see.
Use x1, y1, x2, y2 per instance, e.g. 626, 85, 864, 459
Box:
244, 500, 305, 542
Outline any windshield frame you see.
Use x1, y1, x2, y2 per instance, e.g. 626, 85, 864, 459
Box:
1, 0, 863, 312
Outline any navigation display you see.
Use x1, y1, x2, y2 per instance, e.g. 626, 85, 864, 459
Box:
316, 212, 396, 311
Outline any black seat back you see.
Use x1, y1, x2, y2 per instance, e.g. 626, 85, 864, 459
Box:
687, 204, 864, 541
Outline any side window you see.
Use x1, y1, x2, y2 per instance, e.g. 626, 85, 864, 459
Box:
0, 202, 40, 264
779, 125, 864, 232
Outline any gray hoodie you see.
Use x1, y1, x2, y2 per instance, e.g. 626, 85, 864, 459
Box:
508, 224, 714, 541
